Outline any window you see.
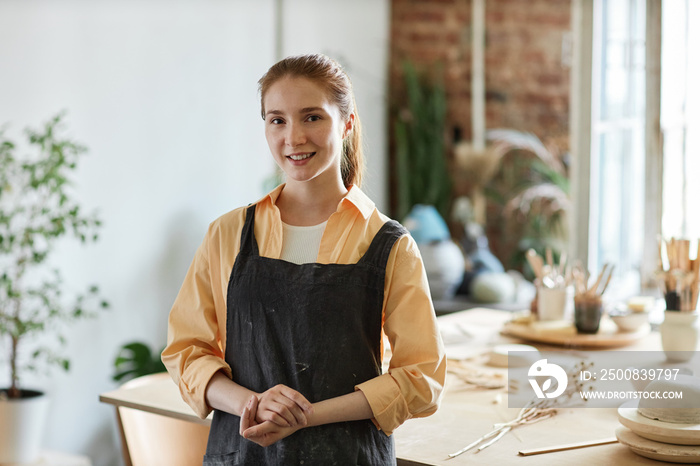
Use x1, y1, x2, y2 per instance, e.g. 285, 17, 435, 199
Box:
571, 0, 698, 298
590, 0, 646, 294
661, 0, 700, 240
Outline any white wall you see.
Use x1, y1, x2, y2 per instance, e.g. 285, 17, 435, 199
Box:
281, 0, 391, 207
0, 1, 388, 465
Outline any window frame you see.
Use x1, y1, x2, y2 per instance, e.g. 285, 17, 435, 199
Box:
569, 0, 662, 292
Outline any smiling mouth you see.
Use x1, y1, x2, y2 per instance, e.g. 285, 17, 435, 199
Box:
287, 152, 315, 161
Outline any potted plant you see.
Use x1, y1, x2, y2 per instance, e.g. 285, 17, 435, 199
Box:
112, 341, 166, 383
484, 129, 570, 277
0, 113, 108, 464
393, 61, 465, 299
394, 60, 451, 222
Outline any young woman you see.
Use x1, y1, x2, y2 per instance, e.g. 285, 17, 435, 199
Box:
162, 53, 446, 465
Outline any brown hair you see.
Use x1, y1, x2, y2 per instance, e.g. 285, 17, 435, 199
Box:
258, 54, 364, 188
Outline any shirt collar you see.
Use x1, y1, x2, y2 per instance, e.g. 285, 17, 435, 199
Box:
251, 184, 284, 208
340, 185, 375, 219
256, 184, 375, 219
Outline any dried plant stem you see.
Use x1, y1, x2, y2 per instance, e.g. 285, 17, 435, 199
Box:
447, 406, 556, 458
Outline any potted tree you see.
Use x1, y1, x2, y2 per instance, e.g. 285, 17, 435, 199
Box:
0, 113, 108, 464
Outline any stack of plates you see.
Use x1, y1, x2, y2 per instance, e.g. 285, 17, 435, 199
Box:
617, 401, 700, 463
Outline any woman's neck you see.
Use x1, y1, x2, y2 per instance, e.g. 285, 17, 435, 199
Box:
277, 178, 349, 226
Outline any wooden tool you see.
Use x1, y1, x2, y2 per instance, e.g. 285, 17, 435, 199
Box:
518, 437, 618, 456
572, 262, 613, 302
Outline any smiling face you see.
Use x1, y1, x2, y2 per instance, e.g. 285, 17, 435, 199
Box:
263, 76, 353, 188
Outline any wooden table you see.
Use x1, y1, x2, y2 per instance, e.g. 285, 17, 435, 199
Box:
101, 308, 678, 465
393, 308, 675, 465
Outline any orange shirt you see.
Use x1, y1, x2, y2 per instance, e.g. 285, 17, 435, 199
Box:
162, 185, 446, 435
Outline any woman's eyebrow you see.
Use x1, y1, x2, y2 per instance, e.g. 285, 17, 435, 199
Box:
299, 106, 324, 113
265, 107, 325, 118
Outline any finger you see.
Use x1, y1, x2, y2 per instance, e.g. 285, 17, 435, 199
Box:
243, 421, 277, 443
248, 396, 259, 424
239, 398, 252, 435
260, 410, 292, 428
259, 394, 298, 426
274, 399, 307, 426
278, 386, 314, 413
270, 388, 312, 426
264, 396, 305, 426
265, 402, 296, 427
243, 423, 264, 439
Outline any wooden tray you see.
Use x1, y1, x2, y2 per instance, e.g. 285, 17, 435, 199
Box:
500, 317, 651, 348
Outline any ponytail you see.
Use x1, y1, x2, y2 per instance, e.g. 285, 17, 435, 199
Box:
341, 98, 363, 188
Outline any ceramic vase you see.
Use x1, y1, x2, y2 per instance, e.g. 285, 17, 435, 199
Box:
660, 311, 699, 362
404, 204, 465, 300
419, 240, 466, 300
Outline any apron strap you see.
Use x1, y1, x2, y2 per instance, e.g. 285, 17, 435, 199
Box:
358, 220, 408, 270
240, 204, 259, 257
241, 205, 406, 268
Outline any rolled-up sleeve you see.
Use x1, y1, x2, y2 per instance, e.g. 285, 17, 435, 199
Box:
355, 234, 446, 435
161, 234, 231, 419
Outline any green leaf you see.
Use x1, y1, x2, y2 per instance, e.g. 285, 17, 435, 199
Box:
393, 60, 450, 220
113, 369, 139, 382
0, 112, 108, 390
112, 342, 166, 383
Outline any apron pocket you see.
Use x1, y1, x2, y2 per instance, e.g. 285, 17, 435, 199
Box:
202, 451, 240, 466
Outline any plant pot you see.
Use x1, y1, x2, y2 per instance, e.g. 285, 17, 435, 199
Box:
0, 389, 50, 464
660, 311, 699, 362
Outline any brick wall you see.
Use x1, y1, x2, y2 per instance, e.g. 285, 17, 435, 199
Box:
390, 0, 571, 269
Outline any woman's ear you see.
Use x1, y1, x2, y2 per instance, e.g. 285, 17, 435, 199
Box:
342, 113, 355, 138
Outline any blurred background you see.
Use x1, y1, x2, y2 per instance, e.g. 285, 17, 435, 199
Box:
0, 1, 697, 465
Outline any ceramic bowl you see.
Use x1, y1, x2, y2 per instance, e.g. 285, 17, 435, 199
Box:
610, 311, 649, 332
637, 375, 700, 424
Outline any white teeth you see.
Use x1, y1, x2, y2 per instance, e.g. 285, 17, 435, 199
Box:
289, 153, 313, 161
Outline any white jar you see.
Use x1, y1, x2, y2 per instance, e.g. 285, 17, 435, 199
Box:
418, 240, 465, 300
660, 311, 699, 362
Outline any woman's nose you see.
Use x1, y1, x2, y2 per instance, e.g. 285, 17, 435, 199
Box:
285, 122, 306, 146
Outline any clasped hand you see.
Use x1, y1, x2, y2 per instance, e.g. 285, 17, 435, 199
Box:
240, 384, 314, 447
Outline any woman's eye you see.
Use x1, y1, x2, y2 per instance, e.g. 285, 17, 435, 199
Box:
270, 118, 284, 125
306, 115, 321, 122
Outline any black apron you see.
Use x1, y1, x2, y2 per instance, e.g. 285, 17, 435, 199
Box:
203, 204, 405, 465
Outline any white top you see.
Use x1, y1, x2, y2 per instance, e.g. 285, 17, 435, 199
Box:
280, 221, 327, 264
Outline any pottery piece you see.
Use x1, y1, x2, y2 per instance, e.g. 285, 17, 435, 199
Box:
660, 311, 699, 362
